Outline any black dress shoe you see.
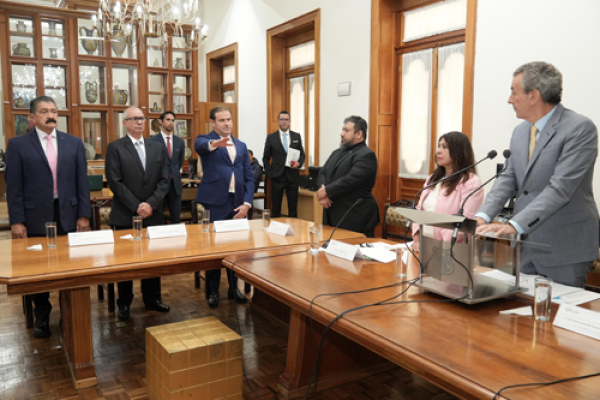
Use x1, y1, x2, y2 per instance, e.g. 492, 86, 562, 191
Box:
208, 292, 219, 308
228, 288, 248, 304
33, 319, 51, 338
118, 304, 130, 321
145, 300, 170, 313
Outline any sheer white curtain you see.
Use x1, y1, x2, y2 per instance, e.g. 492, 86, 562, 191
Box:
403, 0, 467, 43
289, 41, 315, 70
399, 49, 432, 179
289, 77, 306, 143
223, 90, 235, 103
437, 43, 465, 140
222, 65, 235, 85
307, 74, 315, 167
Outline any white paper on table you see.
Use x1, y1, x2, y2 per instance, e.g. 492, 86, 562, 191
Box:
27, 244, 43, 251
325, 240, 359, 261
481, 270, 517, 285
553, 290, 600, 305
554, 304, 600, 341
146, 223, 187, 239
120, 234, 133, 240
359, 247, 397, 263
68, 229, 115, 246
499, 306, 533, 316
267, 221, 295, 236
213, 219, 250, 233
285, 148, 301, 167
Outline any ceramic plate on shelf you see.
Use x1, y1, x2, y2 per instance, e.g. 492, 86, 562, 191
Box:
84, 143, 96, 161
184, 146, 192, 159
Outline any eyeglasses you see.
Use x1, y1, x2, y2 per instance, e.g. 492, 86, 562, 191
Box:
279, 118, 290, 121
124, 117, 146, 122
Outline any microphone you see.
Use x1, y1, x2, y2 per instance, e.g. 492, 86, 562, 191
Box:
451, 149, 511, 244
322, 198, 363, 249
405, 150, 497, 235
411, 150, 497, 208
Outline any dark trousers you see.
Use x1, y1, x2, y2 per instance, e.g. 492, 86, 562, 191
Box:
30, 199, 67, 322
271, 176, 299, 218
202, 194, 239, 294
112, 224, 161, 306
165, 180, 182, 224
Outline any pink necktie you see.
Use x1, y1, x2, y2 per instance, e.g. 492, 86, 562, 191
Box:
227, 138, 235, 192
45, 135, 58, 196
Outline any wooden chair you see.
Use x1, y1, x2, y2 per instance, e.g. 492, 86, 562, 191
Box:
381, 199, 413, 242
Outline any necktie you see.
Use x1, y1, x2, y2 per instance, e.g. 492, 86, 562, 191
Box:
45, 135, 57, 196
282, 133, 288, 153
226, 138, 235, 192
136, 141, 145, 170
166, 136, 172, 160
529, 125, 538, 160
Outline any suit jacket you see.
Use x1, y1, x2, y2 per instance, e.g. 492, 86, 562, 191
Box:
5, 129, 90, 236
194, 131, 254, 207
413, 173, 484, 243
317, 141, 379, 234
105, 136, 170, 227
478, 103, 599, 267
148, 132, 185, 196
263, 130, 306, 182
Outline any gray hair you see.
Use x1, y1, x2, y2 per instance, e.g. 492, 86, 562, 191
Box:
514, 62, 562, 105
123, 106, 142, 120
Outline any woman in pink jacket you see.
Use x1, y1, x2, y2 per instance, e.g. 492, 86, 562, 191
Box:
412, 131, 484, 254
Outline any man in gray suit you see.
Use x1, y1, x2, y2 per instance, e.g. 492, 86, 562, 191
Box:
476, 61, 599, 287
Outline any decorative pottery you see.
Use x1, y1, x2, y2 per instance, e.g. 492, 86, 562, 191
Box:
153, 58, 159, 67
79, 27, 99, 55
113, 89, 128, 105
12, 43, 31, 56
14, 96, 26, 108
150, 102, 161, 113
174, 58, 184, 69
16, 20, 26, 32
111, 27, 128, 56
49, 48, 58, 59
48, 21, 57, 36
85, 82, 98, 104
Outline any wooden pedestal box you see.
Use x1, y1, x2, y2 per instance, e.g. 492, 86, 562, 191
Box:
146, 317, 243, 400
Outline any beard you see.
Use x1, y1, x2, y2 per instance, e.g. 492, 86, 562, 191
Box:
339, 141, 349, 150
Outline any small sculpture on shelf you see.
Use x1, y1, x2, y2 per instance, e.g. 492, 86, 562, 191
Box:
111, 27, 128, 56
48, 21, 58, 36
113, 88, 128, 105
150, 102, 161, 113
49, 48, 58, 59
16, 20, 26, 32
12, 43, 31, 57
175, 58, 185, 69
153, 58, 159, 67
85, 82, 98, 104
14, 95, 26, 108
79, 27, 99, 55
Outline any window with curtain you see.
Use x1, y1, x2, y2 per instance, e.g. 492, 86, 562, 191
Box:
289, 41, 315, 70
397, 0, 467, 180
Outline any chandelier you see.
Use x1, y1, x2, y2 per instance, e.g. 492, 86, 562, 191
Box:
94, 0, 208, 50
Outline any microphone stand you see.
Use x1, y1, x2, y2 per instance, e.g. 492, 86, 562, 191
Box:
322, 198, 362, 249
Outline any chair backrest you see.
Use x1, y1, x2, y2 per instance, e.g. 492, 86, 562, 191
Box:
191, 201, 205, 224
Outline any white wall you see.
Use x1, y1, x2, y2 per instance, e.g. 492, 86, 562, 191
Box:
472, 0, 600, 202
199, 0, 371, 165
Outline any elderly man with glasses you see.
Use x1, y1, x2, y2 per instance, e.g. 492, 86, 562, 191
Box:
105, 106, 171, 320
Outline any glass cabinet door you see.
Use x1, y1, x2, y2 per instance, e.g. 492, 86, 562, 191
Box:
80, 62, 107, 105
147, 37, 167, 68
10, 16, 35, 58
41, 18, 66, 60
78, 18, 104, 56
148, 72, 168, 115
112, 64, 138, 106
12, 63, 36, 110
43, 65, 67, 109
172, 36, 191, 70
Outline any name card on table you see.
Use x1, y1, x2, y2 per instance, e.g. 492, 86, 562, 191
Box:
267, 221, 295, 237
68, 229, 115, 246
325, 240, 360, 261
554, 304, 600, 341
213, 219, 250, 233
146, 224, 187, 239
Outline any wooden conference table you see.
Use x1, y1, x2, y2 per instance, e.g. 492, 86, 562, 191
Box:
0, 218, 363, 389
223, 238, 600, 400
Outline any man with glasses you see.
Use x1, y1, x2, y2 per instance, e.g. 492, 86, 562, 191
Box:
5, 95, 91, 338
105, 106, 170, 320
263, 111, 305, 217
149, 111, 186, 223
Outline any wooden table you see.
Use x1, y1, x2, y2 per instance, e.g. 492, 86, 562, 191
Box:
223, 238, 600, 400
0, 218, 363, 389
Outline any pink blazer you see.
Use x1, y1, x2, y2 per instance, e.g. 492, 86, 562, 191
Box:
412, 173, 484, 243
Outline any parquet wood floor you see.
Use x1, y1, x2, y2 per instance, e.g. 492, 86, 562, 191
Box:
0, 274, 459, 400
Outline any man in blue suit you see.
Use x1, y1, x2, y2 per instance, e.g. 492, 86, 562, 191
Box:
148, 111, 186, 223
195, 106, 254, 307
5, 95, 91, 338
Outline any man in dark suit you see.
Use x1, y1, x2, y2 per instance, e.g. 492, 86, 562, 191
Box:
195, 106, 253, 307
105, 106, 170, 320
263, 111, 306, 217
148, 111, 186, 223
317, 115, 379, 237
5, 95, 91, 338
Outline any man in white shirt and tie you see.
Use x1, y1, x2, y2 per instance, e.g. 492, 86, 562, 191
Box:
149, 111, 186, 223
6, 95, 91, 338
263, 111, 306, 218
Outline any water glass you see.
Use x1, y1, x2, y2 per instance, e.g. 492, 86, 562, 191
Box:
202, 209, 211, 233
309, 227, 320, 253
46, 222, 57, 248
534, 277, 553, 322
263, 209, 271, 230
396, 248, 408, 278
132, 216, 143, 240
